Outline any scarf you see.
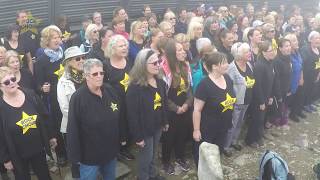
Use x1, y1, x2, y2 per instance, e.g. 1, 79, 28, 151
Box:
69, 69, 84, 84
44, 46, 63, 63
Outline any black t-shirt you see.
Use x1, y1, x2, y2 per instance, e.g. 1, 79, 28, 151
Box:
195, 75, 236, 137
3, 40, 29, 68
2, 97, 43, 158
168, 77, 189, 107
19, 68, 36, 91
235, 63, 254, 105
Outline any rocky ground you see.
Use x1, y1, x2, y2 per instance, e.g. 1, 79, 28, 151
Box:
2, 107, 320, 180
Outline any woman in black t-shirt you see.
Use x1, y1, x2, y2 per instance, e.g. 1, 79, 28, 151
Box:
0, 67, 56, 180
4, 50, 35, 91
193, 52, 236, 165
104, 35, 134, 161
3, 24, 33, 74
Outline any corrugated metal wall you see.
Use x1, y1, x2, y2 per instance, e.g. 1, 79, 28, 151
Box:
0, 0, 318, 35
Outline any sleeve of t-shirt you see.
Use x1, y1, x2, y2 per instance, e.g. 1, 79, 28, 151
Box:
195, 78, 208, 101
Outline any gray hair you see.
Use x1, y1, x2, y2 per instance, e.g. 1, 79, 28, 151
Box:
231, 42, 250, 60
308, 31, 320, 42
83, 58, 103, 74
196, 38, 211, 53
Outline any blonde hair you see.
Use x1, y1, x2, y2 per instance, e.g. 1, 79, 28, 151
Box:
187, 21, 203, 40
0, 46, 6, 54
105, 35, 129, 58
164, 11, 176, 21
159, 21, 172, 32
130, 21, 144, 41
85, 24, 98, 41
4, 50, 19, 67
40, 25, 62, 48
175, 33, 190, 43
0, 66, 13, 83
189, 16, 204, 24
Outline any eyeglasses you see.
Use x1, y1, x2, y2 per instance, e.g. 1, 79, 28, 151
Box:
75, 56, 85, 62
148, 60, 162, 66
90, 71, 105, 77
1, 77, 16, 86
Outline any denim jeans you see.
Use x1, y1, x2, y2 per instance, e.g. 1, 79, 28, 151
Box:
79, 158, 116, 180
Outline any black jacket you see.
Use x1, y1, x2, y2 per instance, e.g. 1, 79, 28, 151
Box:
88, 42, 108, 64
67, 83, 119, 167
253, 56, 277, 105
217, 44, 234, 64
0, 88, 54, 175
301, 44, 320, 84
126, 79, 168, 142
273, 53, 292, 97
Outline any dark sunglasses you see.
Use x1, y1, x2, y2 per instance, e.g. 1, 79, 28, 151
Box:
170, 17, 176, 20
91, 71, 105, 77
75, 56, 85, 62
1, 77, 16, 86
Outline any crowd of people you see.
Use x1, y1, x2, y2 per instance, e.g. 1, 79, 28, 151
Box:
0, 2, 319, 180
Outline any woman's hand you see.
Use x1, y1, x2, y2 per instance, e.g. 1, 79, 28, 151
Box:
193, 130, 201, 142
4, 161, 13, 170
136, 140, 145, 148
49, 138, 57, 149
42, 82, 51, 93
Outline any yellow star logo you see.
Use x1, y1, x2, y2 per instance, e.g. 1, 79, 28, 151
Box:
177, 77, 187, 96
315, 59, 320, 70
245, 76, 255, 88
110, 102, 118, 112
19, 12, 42, 34
16, 111, 37, 134
62, 31, 71, 39
54, 64, 64, 79
153, 92, 162, 110
119, 73, 130, 92
19, 55, 24, 61
220, 93, 236, 112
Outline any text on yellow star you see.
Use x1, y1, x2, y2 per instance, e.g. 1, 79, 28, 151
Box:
16, 111, 37, 134
54, 64, 64, 79
154, 92, 162, 110
245, 76, 255, 88
220, 93, 236, 112
119, 73, 130, 92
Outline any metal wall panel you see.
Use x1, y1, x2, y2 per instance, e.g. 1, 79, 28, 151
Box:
127, 0, 178, 18
0, 0, 50, 34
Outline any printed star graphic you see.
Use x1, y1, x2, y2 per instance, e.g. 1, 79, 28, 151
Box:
63, 31, 71, 39
177, 77, 187, 96
119, 73, 130, 92
153, 92, 162, 110
245, 76, 255, 88
54, 64, 64, 79
315, 60, 320, 70
19, 12, 42, 34
16, 111, 37, 134
19, 55, 25, 61
110, 102, 118, 112
220, 93, 236, 112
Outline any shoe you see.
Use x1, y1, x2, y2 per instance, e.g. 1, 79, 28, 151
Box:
118, 149, 135, 161
289, 113, 300, 122
221, 148, 233, 157
297, 112, 306, 119
303, 106, 313, 113
263, 133, 274, 140
175, 159, 190, 172
231, 144, 242, 151
149, 175, 166, 180
163, 163, 175, 175
248, 142, 259, 149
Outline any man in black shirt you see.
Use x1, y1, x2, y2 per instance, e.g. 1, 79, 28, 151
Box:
67, 59, 120, 179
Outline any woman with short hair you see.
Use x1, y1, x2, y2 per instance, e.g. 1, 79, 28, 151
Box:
187, 21, 203, 59
0, 66, 57, 180
127, 49, 168, 180
80, 24, 99, 53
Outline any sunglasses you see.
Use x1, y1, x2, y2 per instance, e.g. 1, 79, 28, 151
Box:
1, 77, 16, 86
170, 17, 176, 20
91, 71, 105, 77
148, 60, 162, 66
75, 56, 85, 62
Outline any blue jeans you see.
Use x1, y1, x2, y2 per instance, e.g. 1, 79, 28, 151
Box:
79, 159, 116, 180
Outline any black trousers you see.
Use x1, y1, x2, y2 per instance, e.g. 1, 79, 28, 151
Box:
162, 111, 191, 164
246, 104, 266, 145
303, 78, 317, 106
288, 86, 305, 115
0, 164, 6, 173
14, 151, 51, 180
